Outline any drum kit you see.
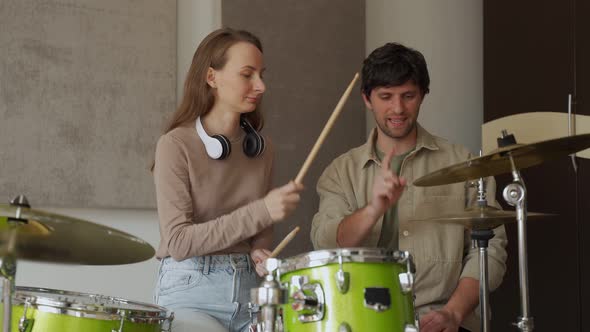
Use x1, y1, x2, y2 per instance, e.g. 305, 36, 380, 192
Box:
250, 130, 590, 332
0, 196, 172, 332
2, 130, 590, 332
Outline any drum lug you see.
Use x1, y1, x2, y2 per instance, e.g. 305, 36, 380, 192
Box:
404, 324, 419, 332
18, 299, 33, 332
335, 269, 349, 294
398, 272, 413, 294
335, 253, 349, 294
290, 275, 325, 323
111, 315, 125, 332
397, 251, 415, 294
339, 322, 352, 332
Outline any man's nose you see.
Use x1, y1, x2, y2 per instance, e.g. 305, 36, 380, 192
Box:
390, 96, 403, 113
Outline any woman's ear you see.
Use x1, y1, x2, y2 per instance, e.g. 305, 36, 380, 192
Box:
206, 67, 216, 88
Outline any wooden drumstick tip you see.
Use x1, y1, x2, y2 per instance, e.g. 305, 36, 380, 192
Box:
270, 226, 300, 258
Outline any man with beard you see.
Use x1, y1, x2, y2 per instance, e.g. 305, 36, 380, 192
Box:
310, 43, 507, 332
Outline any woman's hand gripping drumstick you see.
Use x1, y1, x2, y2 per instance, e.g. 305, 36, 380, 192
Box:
252, 227, 300, 276
294, 73, 360, 184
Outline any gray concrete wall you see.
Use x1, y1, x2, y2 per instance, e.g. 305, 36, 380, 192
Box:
0, 0, 176, 208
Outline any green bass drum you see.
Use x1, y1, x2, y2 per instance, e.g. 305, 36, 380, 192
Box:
0, 286, 173, 331
277, 248, 418, 332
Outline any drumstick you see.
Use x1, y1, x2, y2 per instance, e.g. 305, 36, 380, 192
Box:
270, 226, 300, 258
294, 73, 360, 184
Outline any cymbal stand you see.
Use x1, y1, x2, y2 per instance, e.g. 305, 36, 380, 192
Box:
1, 195, 30, 332
470, 177, 495, 332
502, 154, 534, 331
0, 255, 15, 332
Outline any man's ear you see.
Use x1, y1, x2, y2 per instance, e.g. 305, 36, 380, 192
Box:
206, 67, 216, 88
362, 93, 373, 111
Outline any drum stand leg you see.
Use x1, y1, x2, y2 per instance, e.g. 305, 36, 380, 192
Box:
503, 158, 534, 332
471, 229, 495, 332
0, 255, 16, 332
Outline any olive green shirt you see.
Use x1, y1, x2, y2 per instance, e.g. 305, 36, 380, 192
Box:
375, 148, 412, 249
311, 125, 507, 331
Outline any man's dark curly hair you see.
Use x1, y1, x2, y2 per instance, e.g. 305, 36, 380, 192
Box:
361, 42, 430, 98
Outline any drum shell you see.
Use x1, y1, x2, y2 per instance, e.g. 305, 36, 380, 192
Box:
278, 249, 416, 332
0, 286, 172, 332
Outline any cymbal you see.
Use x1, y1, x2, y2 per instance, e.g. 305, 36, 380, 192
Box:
410, 205, 555, 230
0, 205, 155, 265
414, 133, 590, 186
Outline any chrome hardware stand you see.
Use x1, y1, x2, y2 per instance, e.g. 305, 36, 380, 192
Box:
250, 259, 286, 332
499, 132, 534, 332
1, 256, 16, 332
470, 177, 494, 332
471, 229, 494, 332
1, 195, 30, 332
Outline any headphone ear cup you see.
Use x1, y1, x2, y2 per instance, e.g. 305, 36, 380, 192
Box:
196, 117, 231, 160
243, 132, 264, 158
212, 134, 231, 160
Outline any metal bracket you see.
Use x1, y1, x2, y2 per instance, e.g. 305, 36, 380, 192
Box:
290, 275, 325, 323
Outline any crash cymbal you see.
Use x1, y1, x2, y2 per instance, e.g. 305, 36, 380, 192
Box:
413, 133, 590, 186
0, 204, 155, 265
410, 205, 555, 230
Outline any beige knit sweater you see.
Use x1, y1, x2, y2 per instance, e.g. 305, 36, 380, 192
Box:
153, 123, 274, 260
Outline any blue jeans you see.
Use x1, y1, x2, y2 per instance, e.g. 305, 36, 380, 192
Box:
155, 254, 259, 332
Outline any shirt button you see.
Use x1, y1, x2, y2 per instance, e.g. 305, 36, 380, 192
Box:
403, 230, 410, 237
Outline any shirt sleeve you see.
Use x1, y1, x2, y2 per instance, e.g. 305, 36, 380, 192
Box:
310, 161, 354, 249
460, 175, 508, 291
154, 134, 274, 261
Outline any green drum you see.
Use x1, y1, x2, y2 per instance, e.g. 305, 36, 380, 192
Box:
0, 286, 173, 331
277, 248, 418, 332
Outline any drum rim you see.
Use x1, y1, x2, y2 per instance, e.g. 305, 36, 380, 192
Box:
278, 247, 407, 274
13, 286, 173, 323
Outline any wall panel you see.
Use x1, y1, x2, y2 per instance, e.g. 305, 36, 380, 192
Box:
0, 0, 176, 208
222, 0, 366, 256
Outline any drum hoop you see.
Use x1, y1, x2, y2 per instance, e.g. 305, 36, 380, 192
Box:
14, 286, 173, 323
278, 247, 406, 273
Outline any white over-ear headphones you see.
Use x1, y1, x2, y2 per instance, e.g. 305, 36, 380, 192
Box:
196, 116, 265, 160
196, 116, 231, 159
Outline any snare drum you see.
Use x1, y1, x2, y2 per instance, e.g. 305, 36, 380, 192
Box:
277, 248, 418, 332
1, 286, 173, 331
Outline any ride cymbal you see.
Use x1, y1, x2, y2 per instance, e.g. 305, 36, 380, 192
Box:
413, 133, 590, 186
0, 204, 155, 265
409, 205, 555, 230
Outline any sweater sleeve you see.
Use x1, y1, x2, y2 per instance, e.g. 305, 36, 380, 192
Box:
154, 134, 274, 261
250, 138, 275, 251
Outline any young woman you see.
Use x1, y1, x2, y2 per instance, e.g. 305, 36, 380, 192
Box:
152, 28, 303, 332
